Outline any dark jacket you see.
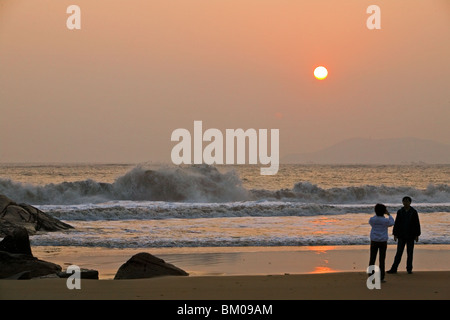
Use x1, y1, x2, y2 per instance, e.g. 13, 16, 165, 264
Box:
393, 206, 421, 239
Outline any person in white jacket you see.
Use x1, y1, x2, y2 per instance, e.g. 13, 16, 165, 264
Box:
368, 203, 395, 281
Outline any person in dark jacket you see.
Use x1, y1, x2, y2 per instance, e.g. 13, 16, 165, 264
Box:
387, 196, 421, 274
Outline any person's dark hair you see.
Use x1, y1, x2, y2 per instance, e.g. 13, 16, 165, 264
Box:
374, 203, 387, 216
402, 196, 412, 203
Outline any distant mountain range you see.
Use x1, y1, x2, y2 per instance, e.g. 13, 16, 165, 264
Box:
282, 138, 450, 164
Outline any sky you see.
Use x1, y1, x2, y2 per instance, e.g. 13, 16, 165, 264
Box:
1, 0, 449, 164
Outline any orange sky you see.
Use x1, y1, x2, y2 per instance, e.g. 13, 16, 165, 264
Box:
0, 0, 449, 163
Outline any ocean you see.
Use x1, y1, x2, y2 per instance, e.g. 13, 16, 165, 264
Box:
0, 163, 449, 248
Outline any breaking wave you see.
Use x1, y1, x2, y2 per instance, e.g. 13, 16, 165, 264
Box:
0, 165, 249, 205
1, 164, 449, 206
252, 181, 450, 204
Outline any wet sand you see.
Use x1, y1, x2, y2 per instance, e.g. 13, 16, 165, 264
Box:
0, 244, 448, 300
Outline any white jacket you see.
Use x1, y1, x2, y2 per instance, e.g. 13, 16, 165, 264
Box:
369, 215, 395, 242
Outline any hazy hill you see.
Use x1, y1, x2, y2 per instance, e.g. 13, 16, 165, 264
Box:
282, 138, 450, 164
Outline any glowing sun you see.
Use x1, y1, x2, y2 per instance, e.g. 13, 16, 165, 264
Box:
314, 66, 328, 80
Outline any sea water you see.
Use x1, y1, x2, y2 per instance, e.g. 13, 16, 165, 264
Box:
0, 163, 448, 248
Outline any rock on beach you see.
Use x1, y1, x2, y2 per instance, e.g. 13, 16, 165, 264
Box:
0, 194, 73, 237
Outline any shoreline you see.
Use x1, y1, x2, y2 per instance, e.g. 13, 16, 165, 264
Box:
31, 244, 450, 279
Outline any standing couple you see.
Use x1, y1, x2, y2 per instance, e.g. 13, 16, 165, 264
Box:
368, 196, 422, 282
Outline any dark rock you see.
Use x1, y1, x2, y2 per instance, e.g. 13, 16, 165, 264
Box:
0, 219, 24, 240
4, 270, 32, 280
0, 251, 62, 279
0, 195, 12, 213
114, 252, 189, 280
0, 194, 73, 237
0, 227, 33, 255
57, 268, 99, 279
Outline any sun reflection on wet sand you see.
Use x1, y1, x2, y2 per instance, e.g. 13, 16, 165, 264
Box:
310, 266, 336, 273
306, 246, 339, 273
307, 246, 337, 254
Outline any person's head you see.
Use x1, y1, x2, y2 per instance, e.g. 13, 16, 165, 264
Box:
374, 203, 387, 216
402, 196, 412, 208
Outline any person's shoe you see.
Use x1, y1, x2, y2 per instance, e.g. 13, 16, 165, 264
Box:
386, 269, 397, 274
407, 270, 413, 274
381, 279, 387, 283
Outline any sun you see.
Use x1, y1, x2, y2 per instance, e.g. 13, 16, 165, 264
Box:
314, 66, 328, 80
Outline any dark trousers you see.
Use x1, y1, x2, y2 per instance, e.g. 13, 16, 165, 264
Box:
390, 237, 415, 272
369, 241, 387, 280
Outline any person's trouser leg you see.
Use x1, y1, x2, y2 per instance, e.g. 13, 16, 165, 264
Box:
369, 241, 378, 274
369, 241, 387, 279
378, 241, 387, 280
390, 238, 406, 272
406, 238, 415, 272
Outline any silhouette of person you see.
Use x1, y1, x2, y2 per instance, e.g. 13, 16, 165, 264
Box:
368, 203, 394, 281
387, 196, 421, 274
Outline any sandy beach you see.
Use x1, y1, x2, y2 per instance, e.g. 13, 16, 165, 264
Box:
1, 244, 449, 300
1, 271, 449, 300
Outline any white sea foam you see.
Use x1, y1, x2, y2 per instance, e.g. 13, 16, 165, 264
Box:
36, 201, 450, 221
28, 213, 450, 248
